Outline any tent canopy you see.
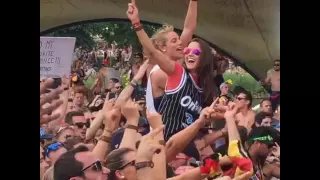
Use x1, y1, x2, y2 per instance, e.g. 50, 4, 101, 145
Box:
40, 0, 280, 78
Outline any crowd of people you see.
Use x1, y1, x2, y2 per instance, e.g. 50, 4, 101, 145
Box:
40, 0, 280, 180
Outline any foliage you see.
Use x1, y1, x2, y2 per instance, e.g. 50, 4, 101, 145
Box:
46, 22, 159, 50
223, 73, 268, 98
98, 22, 157, 49
47, 24, 103, 49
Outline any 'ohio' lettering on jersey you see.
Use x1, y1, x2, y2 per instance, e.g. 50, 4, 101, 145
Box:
180, 95, 202, 114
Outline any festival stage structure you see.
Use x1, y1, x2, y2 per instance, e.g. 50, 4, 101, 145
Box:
40, 0, 280, 78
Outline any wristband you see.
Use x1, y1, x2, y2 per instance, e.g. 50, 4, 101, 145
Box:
132, 21, 141, 28
99, 136, 112, 143
124, 124, 139, 132
134, 25, 143, 31
132, 21, 143, 31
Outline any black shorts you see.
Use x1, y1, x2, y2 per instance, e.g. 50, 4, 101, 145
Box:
270, 91, 280, 111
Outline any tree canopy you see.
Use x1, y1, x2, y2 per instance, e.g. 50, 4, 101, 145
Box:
47, 22, 159, 50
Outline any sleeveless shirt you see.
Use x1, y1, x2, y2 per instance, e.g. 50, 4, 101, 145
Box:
158, 67, 204, 140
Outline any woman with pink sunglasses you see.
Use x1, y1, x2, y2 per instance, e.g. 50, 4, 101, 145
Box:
127, 0, 217, 141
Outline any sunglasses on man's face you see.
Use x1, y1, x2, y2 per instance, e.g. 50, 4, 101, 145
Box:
274, 64, 280, 67
81, 160, 103, 173
115, 86, 122, 89
74, 122, 90, 129
184, 48, 201, 56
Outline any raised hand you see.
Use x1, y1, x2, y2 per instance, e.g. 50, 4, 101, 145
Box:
224, 103, 240, 119
199, 97, 219, 122
136, 125, 165, 162
146, 109, 163, 129
126, 0, 140, 23
133, 59, 149, 81
49, 76, 71, 121
40, 78, 64, 124
121, 99, 140, 122
104, 99, 120, 132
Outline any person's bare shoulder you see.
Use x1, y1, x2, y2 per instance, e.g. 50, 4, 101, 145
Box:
151, 69, 167, 89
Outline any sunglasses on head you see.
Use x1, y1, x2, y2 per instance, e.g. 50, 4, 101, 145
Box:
81, 160, 103, 173
57, 125, 75, 134
184, 48, 201, 56
74, 122, 90, 129
45, 142, 63, 157
236, 97, 246, 101
86, 117, 95, 122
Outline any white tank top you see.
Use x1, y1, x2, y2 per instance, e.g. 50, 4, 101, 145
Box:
146, 65, 160, 113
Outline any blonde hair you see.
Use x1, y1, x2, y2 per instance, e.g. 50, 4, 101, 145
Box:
151, 24, 174, 50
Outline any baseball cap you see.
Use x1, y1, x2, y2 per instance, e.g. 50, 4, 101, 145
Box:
248, 126, 280, 146
40, 127, 54, 139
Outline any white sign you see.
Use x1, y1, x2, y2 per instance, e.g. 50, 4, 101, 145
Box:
40, 37, 76, 78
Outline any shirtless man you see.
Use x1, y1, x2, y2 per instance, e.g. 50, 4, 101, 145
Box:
234, 88, 256, 132
262, 59, 280, 111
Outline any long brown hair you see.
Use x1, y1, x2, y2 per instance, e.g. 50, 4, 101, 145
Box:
190, 38, 218, 106
96, 67, 107, 93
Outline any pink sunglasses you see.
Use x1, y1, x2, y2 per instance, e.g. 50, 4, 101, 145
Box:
184, 48, 201, 56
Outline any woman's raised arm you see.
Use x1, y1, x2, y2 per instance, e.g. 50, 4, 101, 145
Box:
126, 0, 176, 75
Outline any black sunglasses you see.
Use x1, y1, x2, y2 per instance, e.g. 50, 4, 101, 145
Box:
236, 97, 246, 101
74, 122, 90, 129
81, 160, 103, 173
274, 64, 280, 66
119, 160, 135, 170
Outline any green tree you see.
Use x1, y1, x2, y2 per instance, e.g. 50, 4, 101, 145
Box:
46, 22, 159, 50
98, 22, 157, 49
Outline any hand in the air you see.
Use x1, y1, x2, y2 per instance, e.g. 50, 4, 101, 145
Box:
40, 78, 64, 124
126, 0, 140, 23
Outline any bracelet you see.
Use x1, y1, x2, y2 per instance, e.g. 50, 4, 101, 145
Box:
135, 161, 154, 170
132, 21, 143, 31
130, 79, 137, 87
124, 124, 139, 132
99, 136, 112, 143
132, 78, 141, 85
132, 21, 141, 28
134, 25, 143, 31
